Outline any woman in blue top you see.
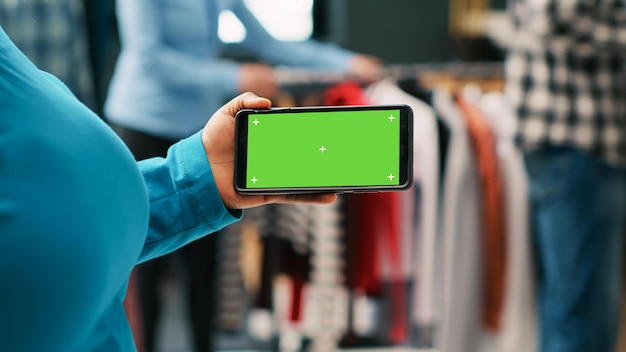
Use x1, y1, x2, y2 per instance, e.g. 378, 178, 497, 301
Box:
0, 25, 335, 352
105, 0, 382, 140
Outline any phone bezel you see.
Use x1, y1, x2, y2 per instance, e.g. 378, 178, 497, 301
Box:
234, 104, 413, 194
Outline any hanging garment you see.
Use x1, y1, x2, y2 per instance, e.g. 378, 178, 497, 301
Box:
364, 79, 440, 338
476, 91, 537, 352
254, 204, 312, 311
215, 220, 247, 332
306, 200, 349, 352
433, 88, 483, 352
324, 82, 383, 300
456, 93, 508, 332
217, 206, 275, 335
396, 78, 451, 185
324, 81, 408, 345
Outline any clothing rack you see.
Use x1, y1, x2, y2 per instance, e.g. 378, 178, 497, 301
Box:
274, 61, 504, 93
220, 74, 521, 351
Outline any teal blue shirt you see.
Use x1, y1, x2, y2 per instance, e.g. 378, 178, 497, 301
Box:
0, 26, 241, 351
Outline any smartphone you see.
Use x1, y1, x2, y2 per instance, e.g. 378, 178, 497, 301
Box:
234, 104, 413, 194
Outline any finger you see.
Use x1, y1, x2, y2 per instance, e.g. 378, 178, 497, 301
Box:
268, 193, 338, 204
303, 193, 338, 204
220, 92, 272, 117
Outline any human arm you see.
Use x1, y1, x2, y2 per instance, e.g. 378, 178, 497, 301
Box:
137, 93, 336, 262
230, 0, 382, 81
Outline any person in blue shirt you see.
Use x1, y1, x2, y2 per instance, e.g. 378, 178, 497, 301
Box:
104, 1, 382, 351
0, 23, 335, 352
105, 0, 381, 140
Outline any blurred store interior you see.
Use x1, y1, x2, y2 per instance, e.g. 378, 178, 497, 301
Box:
5, 0, 626, 351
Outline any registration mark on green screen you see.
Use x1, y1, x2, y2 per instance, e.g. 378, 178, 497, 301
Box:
245, 109, 401, 188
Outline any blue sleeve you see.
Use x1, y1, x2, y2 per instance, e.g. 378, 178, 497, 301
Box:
115, 0, 240, 94
137, 130, 242, 263
231, 0, 354, 70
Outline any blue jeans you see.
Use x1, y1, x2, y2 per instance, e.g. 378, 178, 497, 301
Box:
525, 147, 626, 352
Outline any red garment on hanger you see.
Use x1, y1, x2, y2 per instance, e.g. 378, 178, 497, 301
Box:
456, 96, 507, 332
323, 81, 370, 106
324, 81, 407, 343
290, 277, 305, 322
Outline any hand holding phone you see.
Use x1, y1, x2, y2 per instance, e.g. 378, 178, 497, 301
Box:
234, 104, 413, 194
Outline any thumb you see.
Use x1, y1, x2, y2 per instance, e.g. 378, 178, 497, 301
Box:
220, 92, 272, 117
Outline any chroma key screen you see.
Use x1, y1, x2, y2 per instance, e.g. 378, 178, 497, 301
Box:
244, 108, 402, 189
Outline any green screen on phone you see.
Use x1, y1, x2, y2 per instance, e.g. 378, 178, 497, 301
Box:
244, 108, 402, 189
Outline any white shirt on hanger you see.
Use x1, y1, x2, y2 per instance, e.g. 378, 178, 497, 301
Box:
364, 79, 440, 329
432, 87, 483, 352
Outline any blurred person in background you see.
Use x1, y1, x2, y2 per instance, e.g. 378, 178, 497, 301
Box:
104, 1, 382, 351
0, 0, 118, 116
505, 0, 626, 351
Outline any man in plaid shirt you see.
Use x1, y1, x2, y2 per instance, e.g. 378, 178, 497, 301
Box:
506, 0, 626, 351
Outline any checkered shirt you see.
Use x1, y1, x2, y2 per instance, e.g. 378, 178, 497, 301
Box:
505, 0, 626, 166
0, 0, 95, 109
